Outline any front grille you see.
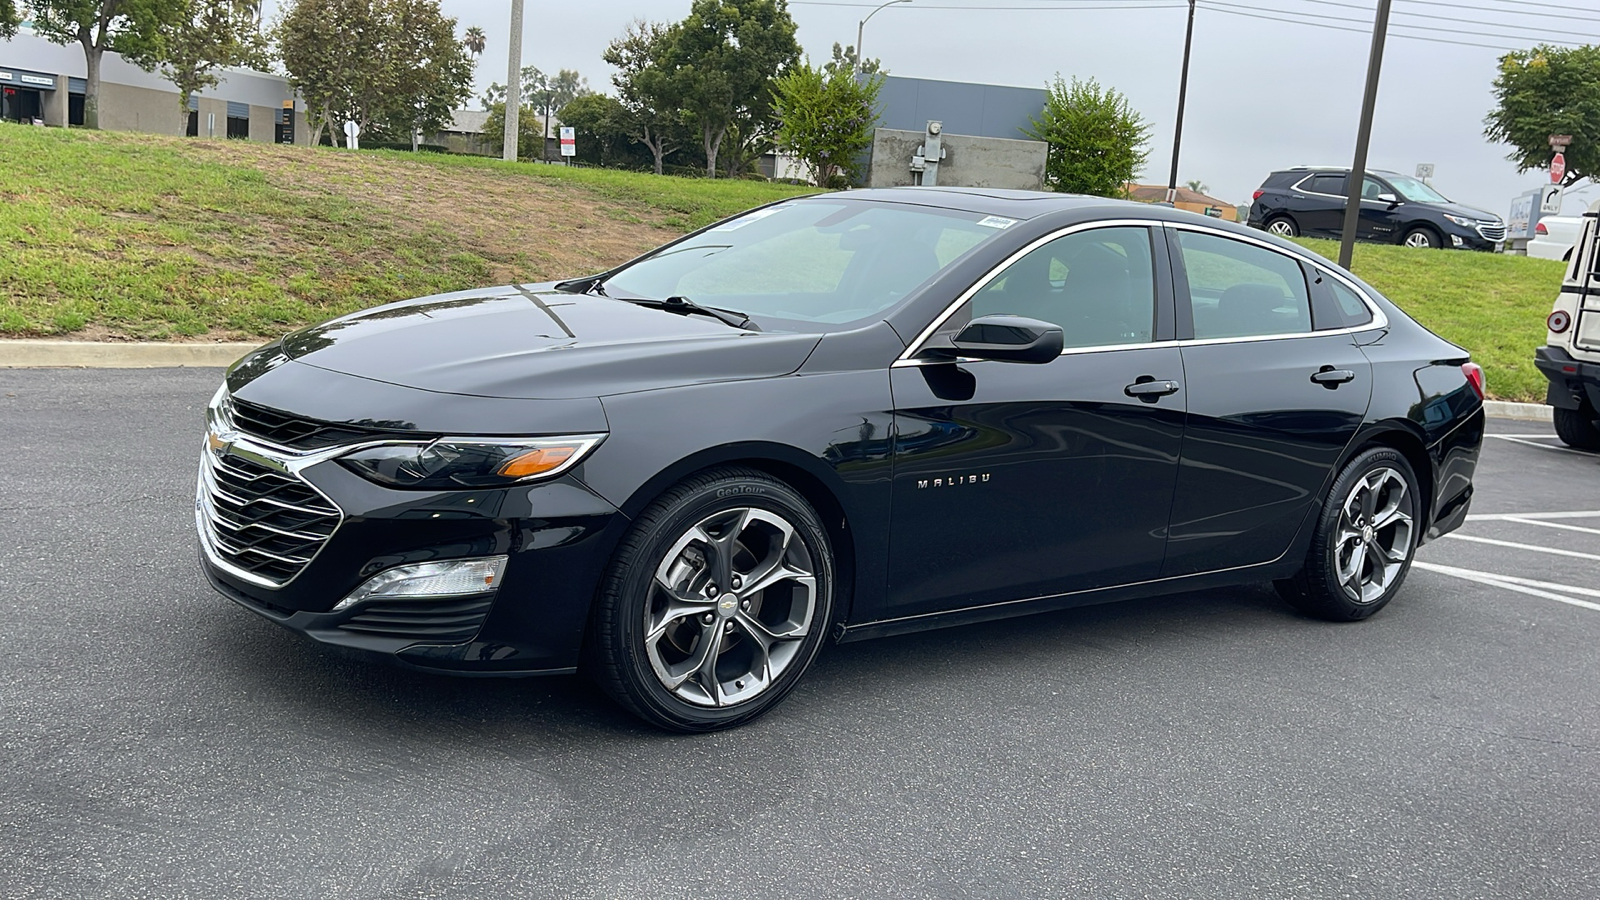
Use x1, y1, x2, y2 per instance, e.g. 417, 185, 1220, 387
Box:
198, 450, 341, 585
229, 398, 410, 452
1477, 223, 1508, 242
338, 595, 494, 642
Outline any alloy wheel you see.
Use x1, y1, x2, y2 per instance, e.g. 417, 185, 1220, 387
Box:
1334, 467, 1414, 604
1268, 220, 1295, 237
644, 507, 818, 707
1404, 231, 1434, 249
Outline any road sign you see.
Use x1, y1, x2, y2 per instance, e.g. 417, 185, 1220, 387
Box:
1541, 184, 1563, 215
1550, 134, 1573, 151
1415, 163, 1434, 181
559, 126, 575, 158
1551, 151, 1566, 183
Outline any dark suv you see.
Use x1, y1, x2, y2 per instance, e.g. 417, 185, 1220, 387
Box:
1248, 167, 1506, 251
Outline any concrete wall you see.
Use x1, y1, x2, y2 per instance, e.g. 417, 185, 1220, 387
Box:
195, 97, 227, 138
875, 75, 1047, 142
248, 104, 274, 143
868, 128, 1048, 191
99, 82, 186, 135
39, 83, 66, 127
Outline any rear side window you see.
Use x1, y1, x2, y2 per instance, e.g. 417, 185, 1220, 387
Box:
1328, 279, 1374, 327
1308, 174, 1346, 195
1177, 231, 1311, 340
1307, 266, 1376, 330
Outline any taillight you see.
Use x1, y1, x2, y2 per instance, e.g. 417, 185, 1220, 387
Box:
1549, 309, 1572, 333
1536, 221, 1549, 235
1461, 362, 1485, 400
1252, 190, 1265, 201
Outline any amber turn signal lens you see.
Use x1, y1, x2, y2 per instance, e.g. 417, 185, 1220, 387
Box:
496, 445, 579, 478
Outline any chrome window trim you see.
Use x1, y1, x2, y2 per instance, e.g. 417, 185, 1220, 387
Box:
1290, 173, 1395, 205
895, 218, 1164, 364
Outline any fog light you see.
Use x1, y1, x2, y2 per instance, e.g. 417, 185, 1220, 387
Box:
331, 556, 507, 613
1450, 235, 1464, 247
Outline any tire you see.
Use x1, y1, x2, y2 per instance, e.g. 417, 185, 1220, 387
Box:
1265, 216, 1299, 238
587, 466, 835, 732
1553, 405, 1600, 451
1402, 226, 1441, 249
1275, 447, 1420, 621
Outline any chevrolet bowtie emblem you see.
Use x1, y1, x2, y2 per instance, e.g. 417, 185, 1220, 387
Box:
207, 430, 237, 456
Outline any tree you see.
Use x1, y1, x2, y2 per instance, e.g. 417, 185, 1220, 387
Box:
481, 100, 543, 159
558, 93, 654, 169
121, 0, 267, 133
1024, 75, 1151, 197
1185, 179, 1207, 194
482, 66, 588, 112
658, 0, 800, 177
1, 0, 20, 40
822, 42, 879, 77
462, 25, 484, 57
27, 0, 186, 129
276, 0, 474, 147
1486, 45, 1600, 187
604, 20, 687, 175
773, 59, 882, 187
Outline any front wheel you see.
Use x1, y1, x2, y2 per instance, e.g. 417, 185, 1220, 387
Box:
587, 467, 835, 732
1402, 227, 1441, 249
1276, 448, 1420, 621
1554, 405, 1600, 451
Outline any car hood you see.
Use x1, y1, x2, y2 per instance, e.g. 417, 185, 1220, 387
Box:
1429, 201, 1500, 222
262, 286, 823, 400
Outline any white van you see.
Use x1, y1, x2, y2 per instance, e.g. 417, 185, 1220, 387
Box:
1537, 202, 1600, 448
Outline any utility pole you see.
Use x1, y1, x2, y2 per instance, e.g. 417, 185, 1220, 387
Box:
502, 0, 524, 162
1338, 0, 1393, 270
1165, 0, 1196, 204
857, 0, 911, 74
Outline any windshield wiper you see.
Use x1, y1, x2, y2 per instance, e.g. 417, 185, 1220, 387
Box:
624, 295, 760, 332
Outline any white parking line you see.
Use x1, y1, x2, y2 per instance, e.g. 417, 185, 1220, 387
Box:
1498, 517, 1600, 537
1486, 435, 1593, 455
1439, 533, 1600, 561
1414, 561, 1600, 613
1467, 510, 1600, 521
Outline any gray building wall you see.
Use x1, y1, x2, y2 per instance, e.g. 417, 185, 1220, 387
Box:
248, 104, 275, 143
100, 82, 186, 135
868, 128, 1048, 191
875, 75, 1047, 142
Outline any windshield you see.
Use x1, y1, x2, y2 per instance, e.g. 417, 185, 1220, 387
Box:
601, 199, 1012, 326
1385, 174, 1451, 204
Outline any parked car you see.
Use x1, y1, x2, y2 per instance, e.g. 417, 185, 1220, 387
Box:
1536, 202, 1600, 449
1248, 167, 1506, 251
198, 190, 1486, 731
1528, 214, 1582, 262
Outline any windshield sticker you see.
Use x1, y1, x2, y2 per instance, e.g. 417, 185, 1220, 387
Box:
976, 215, 1017, 229
712, 205, 790, 232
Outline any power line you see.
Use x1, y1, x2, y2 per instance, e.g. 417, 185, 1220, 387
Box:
1276, 0, 1600, 37
1296, 0, 1600, 27
1209, 0, 1600, 42
791, 0, 1181, 7
1195, 2, 1537, 50
1395, 0, 1600, 24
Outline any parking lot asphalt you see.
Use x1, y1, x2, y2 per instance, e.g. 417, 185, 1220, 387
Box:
1, 367, 1597, 900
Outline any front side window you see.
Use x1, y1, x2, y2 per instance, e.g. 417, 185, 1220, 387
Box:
602, 200, 1004, 327
964, 226, 1157, 349
1177, 231, 1311, 340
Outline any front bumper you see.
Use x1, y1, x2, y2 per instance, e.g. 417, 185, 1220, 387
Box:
1442, 225, 1503, 252
197, 432, 628, 675
1535, 345, 1600, 411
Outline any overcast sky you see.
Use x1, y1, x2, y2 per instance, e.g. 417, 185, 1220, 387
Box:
265, 0, 1600, 215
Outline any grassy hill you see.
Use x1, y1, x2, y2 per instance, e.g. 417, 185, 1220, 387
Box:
0, 126, 1566, 400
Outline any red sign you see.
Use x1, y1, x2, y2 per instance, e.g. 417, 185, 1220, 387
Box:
1551, 152, 1566, 183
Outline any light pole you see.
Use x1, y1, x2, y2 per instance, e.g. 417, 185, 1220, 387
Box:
857, 0, 911, 74
502, 0, 524, 162
1165, 0, 1196, 204
1337, 0, 1393, 270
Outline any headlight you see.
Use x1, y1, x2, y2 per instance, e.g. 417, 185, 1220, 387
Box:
337, 434, 605, 489
1443, 214, 1477, 228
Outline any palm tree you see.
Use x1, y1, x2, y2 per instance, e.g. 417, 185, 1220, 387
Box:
463, 26, 487, 57
1185, 179, 1208, 195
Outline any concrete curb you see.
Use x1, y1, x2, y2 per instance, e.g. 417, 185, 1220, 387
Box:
1484, 400, 1552, 421
0, 340, 257, 369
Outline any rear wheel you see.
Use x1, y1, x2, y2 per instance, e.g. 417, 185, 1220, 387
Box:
1402, 227, 1441, 249
1276, 448, 1419, 621
1554, 405, 1600, 451
587, 467, 835, 732
1265, 216, 1298, 238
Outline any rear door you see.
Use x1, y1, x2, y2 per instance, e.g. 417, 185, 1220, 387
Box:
1296, 173, 1348, 237
881, 223, 1186, 622
1162, 225, 1373, 577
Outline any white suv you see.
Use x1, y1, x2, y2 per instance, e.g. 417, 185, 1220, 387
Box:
1537, 203, 1600, 449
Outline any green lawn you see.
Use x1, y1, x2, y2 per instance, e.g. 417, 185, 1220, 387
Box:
1294, 238, 1563, 401
0, 126, 1565, 400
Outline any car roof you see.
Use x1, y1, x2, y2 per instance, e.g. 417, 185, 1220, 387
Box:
804, 187, 1151, 221
1273, 167, 1402, 177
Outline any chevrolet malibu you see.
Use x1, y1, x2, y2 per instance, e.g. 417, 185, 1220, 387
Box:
197, 189, 1486, 731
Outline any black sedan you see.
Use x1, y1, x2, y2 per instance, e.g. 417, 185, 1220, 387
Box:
197, 189, 1486, 732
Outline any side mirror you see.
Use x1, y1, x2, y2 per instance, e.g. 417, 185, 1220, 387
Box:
944, 315, 1064, 364
1377, 192, 1400, 206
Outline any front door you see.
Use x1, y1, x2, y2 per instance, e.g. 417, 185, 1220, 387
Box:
880, 224, 1187, 623
1162, 226, 1373, 576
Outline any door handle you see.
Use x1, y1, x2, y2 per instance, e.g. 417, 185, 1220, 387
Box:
1310, 367, 1356, 387
1124, 378, 1181, 401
